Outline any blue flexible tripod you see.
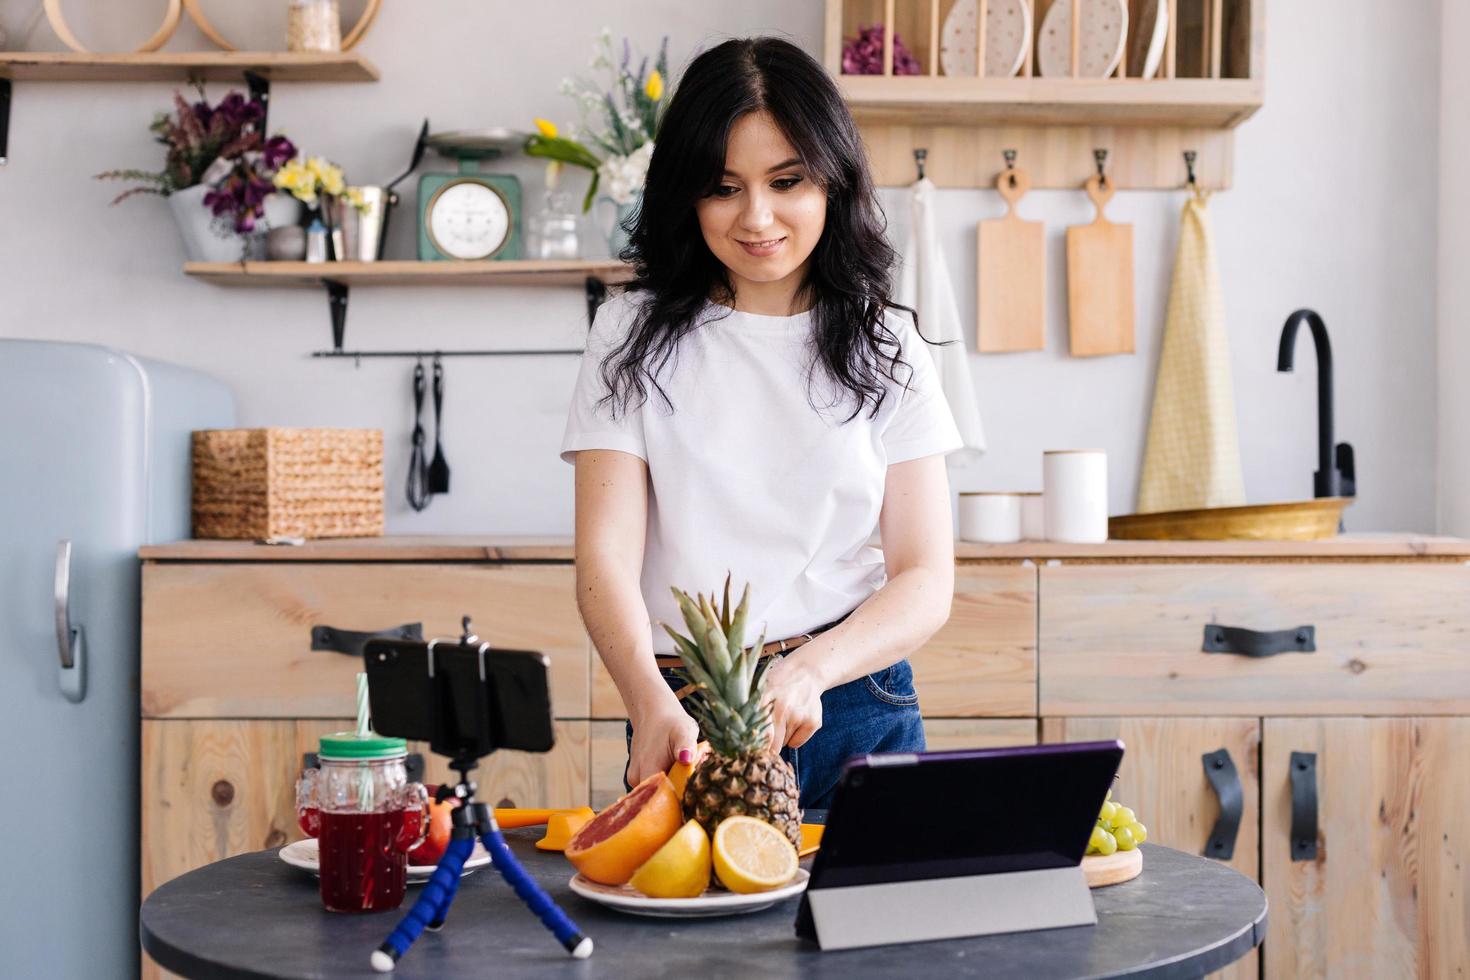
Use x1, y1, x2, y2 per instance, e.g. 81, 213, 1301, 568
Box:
371, 757, 593, 972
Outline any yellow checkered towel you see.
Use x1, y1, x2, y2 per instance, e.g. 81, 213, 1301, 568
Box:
1137, 193, 1246, 513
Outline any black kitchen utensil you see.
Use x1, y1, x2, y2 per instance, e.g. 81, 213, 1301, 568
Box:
407, 360, 431, 511
428, 354, 450, 494
378, 118, 431, 260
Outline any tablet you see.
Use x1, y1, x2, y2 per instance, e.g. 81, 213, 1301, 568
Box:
795, 740, 1124, 947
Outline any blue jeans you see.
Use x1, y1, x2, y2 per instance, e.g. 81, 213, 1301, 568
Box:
624, 656, 925, 810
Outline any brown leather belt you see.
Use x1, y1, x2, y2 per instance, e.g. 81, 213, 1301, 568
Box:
654, 614, 848, 701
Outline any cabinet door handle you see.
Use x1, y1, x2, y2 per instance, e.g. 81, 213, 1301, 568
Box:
311, 622, 423, 658
1202, 624, 1315, 657
54, 540, 87, 703
1202, 748, 1243, 860
1289, 751, 1318, 861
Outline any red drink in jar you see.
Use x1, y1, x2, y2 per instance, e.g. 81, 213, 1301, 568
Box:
295, 732, 427, 914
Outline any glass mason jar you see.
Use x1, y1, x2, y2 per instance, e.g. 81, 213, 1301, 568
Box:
286, 0, 341, 52
296, 733, 427, 913
526, 190, 583, 260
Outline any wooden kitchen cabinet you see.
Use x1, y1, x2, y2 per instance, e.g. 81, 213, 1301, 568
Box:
1042, 716, 1261, 980
1262, 717, 1470, 978
591, 563, 1037, 718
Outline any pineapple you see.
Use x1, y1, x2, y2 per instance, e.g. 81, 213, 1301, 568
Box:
659, 573, 802, 851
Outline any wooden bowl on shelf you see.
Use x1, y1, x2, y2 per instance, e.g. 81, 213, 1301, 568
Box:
1108, 497, 1352, 541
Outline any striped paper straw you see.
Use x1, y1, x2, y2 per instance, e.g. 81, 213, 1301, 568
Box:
356, 672, 372, 810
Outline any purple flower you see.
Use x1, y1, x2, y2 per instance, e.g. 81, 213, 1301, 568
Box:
841, 24, 922, 75
262, 135, 297, 170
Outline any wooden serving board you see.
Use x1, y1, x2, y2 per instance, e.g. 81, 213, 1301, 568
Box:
1082, 846, 1143, 887
977, 166, 1046, 352
1066, 174, 1135, 357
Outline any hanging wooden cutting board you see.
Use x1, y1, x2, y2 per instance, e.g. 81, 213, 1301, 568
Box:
976, 167, 1046, 352
1066, 174, 1135, 357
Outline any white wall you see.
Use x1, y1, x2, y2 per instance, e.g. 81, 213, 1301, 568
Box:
1439, 0, 1469, 536
0, 0, 1442, 533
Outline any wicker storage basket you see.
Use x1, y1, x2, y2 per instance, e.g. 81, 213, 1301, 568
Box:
192, 428, 384, 540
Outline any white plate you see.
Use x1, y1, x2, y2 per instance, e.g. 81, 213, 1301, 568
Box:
278, 838, 491, 884
1037, 0, 1129, 78
568, 868, 809, 918
940, 0, 1032, 78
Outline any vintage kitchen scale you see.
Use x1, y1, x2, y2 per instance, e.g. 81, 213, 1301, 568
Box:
417, 129, 525, 261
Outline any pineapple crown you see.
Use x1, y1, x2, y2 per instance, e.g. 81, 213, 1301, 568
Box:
657, 571, 773, 756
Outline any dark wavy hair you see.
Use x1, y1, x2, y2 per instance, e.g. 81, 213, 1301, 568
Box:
595, 36, 953, 425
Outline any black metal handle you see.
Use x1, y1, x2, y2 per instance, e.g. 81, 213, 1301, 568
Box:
1202, 748, 1243, 860
311, 622, 423, 658
1202, 624, 1315, 657
1289, 751, 1318, 861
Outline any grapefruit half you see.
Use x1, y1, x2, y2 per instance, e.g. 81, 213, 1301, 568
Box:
565, 772, 683, 885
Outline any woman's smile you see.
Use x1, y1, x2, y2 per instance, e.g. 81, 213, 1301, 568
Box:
738, 236, 786, 257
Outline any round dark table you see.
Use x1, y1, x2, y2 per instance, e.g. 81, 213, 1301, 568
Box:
142, 824, 1266, 980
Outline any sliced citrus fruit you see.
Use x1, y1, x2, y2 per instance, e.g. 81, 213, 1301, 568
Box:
712, 815, 799, 894
667, 740, 710, 800
565, 772, 682, 885
629, 819, 712, 898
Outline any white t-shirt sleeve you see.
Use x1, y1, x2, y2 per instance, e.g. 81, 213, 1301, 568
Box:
559, 295, 649, 464
880, 314, 965, 464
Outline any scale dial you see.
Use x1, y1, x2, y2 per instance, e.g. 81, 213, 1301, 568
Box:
424, 179, 512, 260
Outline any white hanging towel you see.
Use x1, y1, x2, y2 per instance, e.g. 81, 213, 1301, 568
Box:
1136, 191, 1246, 512
899, 177, 987, 462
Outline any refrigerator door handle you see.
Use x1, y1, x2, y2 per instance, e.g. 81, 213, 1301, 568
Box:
54, 540, 86, 703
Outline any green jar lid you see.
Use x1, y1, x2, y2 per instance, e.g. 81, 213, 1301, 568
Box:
318, 731, 408, 760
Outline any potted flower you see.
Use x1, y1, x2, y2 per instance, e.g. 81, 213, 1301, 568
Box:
96, 85, 304, 262
525, 29, 668, 257
271, 155, 366, 261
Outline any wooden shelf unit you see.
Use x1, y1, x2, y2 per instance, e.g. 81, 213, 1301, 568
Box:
184, 259, 635, 289
0, 51, 379, 82
824, 0, 1265, 189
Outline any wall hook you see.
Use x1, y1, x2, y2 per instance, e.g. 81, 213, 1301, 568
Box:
914, 147, 928, 181
1183, 149, 1198, 188
1093, 148, 1110, 188
1003, 149, 1017, 188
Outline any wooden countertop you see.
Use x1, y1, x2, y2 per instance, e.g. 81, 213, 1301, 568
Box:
139, 533, 1470, 562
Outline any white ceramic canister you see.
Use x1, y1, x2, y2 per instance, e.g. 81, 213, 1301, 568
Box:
958, 492, 1022, 543
1042, 450, 1108, 543
1019, 492, 1045, 540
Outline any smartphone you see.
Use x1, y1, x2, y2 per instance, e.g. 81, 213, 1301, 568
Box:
363, 636, 555, 758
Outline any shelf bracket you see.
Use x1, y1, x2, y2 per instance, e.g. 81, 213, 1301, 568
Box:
244, 69, 270, 134
323, 279, 349, 352
585, 275, 607, 329
1, 78, 11, 166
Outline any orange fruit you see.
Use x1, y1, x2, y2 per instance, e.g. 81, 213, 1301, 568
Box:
667, 741, 711, 800
628, 819, 711, 898
712, 816, 798, 894
564, 772, 682, 885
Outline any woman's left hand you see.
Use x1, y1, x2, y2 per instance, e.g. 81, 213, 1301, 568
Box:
761, 655, 826, 751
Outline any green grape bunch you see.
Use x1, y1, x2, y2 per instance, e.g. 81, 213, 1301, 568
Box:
1086, 788, 1149, 856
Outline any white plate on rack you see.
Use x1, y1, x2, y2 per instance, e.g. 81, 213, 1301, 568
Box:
568, 868, 809, 918
278, 838, 492, 884
1128, 0, 1169, 78
940, 0, 1032, 78
1037, 0, 1129, 78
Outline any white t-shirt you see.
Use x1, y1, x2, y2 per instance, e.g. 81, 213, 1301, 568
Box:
560, 291, 963, 655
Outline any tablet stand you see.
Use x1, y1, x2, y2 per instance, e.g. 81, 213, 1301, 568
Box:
804, 865, 1096, 951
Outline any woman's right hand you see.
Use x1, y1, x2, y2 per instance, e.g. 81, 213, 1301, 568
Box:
627, 704, 700, 788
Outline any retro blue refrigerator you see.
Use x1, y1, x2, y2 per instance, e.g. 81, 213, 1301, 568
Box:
0, 340, 233, 979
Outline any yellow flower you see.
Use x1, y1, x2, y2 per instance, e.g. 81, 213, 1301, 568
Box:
321, 167, 346, 197
535, 118, 559, 139
645, 69, 663, 102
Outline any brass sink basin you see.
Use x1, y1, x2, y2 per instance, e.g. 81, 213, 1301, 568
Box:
1108, 498, 1353, 541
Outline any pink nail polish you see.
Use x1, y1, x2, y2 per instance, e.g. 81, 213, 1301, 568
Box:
678, 748, 692, 764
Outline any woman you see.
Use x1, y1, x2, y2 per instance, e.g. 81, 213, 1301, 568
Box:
559, 37, 962, 810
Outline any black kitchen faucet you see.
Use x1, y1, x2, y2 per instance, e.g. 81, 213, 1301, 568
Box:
1277, 309, 1356, 500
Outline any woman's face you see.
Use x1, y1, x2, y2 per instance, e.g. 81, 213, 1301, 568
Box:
694, 110, 827, 307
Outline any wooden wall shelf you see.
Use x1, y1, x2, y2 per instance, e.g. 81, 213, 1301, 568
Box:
0, 51, 378, 82
184, 259, 634, 288
825, 0, 1266, 190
